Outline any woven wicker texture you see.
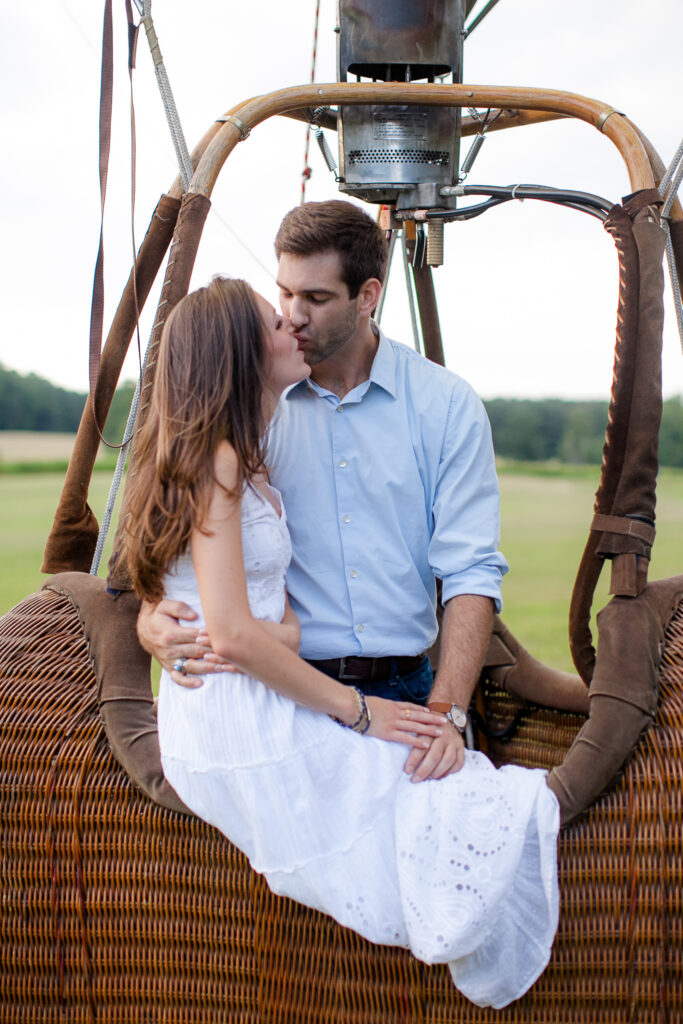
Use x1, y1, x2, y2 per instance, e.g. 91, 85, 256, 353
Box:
1, 587, 682, 1023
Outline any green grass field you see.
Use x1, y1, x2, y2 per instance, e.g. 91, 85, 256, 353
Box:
497, 465, 683, 667
1, 465, 682, 672
0, 471, 125, 614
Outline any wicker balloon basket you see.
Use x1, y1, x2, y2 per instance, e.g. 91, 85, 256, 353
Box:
1, 585, 682, 1023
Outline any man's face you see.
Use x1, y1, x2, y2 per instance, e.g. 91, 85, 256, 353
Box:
276, 251, 362, 367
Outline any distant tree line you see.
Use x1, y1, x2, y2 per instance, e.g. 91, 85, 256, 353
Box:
0, 364, 85, 433
0, 365, 136, 445
485, 396, 683, 468
1, 363, 682, 467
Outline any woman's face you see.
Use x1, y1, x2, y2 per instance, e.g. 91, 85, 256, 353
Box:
256, 293, 311, 396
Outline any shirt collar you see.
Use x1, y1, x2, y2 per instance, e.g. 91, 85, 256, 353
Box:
285, 322, 397, 402
367, 323, 397, 398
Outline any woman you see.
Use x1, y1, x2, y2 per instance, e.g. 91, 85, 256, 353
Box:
124, 277, 559, 1009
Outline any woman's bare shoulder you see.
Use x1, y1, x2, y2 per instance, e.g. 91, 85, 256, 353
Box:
206, 442, 244, 521
213, 440, 241, 488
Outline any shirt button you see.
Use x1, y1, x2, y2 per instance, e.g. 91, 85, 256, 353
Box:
336, 405, 344, 413
357, 624, 365, 633
338, 459, 347, 468
350, 569, 358, 579
343, 515, 351, 524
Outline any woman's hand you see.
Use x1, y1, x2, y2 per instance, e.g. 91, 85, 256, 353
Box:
365, 698, 446, 751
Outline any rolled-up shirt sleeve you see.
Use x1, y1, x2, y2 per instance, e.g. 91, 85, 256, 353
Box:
428, 383, 508, 612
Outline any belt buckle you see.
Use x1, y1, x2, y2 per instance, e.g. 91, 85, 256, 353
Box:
338, 657, 365, 681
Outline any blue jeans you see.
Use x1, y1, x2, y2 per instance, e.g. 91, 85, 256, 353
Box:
314, 655, 433, 706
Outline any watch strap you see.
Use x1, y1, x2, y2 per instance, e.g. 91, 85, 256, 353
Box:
427, 702, 452, 715
428, 701, 468, 733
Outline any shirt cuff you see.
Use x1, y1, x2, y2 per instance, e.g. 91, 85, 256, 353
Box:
440, 564, 506, 614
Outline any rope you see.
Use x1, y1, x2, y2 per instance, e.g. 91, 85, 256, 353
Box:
375, 230, 397, 325
137, 0, 193, 189
659, 137, 683, 216
659, 138, 683, 355
664, 224, 683, 356
401, 232, 421, 353
90, 375, 142, 575
91, 0, 196, 571
301, 0, 321, 202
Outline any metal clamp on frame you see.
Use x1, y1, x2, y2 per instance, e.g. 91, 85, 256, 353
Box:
597, 106, 625, 133
216, 114, 251, 141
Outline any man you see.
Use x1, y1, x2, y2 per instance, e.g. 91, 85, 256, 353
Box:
138, 200, 508, 783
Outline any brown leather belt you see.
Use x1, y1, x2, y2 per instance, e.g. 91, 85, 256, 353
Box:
307, 654, 426, 682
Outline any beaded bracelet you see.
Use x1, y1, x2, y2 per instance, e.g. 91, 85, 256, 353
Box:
331, 685, 371, 734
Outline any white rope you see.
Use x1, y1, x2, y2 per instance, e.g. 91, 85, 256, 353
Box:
659, 138, 683, 355
138, 0, 194, 189
90, 376, 142, 574
401, 232, 421, 353
659, 137, 683, 214
664, 222, 683, 357
90, 1, 196, 574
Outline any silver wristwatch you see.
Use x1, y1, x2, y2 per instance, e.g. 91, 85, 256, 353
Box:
427, 702, 468, 733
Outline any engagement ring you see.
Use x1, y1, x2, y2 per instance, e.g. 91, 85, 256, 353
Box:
173, 657, 189, 674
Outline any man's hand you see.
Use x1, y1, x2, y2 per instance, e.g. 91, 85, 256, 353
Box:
402, 593, 494, 781
402, 722, 465, 782
137, 599, 217, 689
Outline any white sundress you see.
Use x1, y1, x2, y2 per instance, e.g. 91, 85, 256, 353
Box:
157, 485, 560, 1009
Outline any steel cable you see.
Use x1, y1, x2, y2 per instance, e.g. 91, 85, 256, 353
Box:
663, 224, 683, 356
138, 1, 193, 189
90, 377, 142, 575
659, 137, 683, 216
91, 1, 195, 571
659, 139, 683, 354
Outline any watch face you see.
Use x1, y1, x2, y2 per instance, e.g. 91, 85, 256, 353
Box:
448, 705, 468, 731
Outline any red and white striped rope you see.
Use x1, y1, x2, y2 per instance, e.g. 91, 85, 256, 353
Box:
301, 0, 321, 203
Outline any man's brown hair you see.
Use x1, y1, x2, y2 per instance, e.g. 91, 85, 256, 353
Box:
274, 200, 388, 297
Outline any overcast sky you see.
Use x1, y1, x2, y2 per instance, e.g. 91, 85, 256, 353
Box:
1, 0, 682, 400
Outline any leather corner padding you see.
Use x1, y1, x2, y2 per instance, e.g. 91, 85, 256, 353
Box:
41, 503, 99, 575
600, 208, 665, 536
590, 575, 683, 711
571, 201, 666, 675
106, 548, 135, 596
484, 616, 589, 715
548, 575, 683, 826
100, 699, 191, 814
547, 697, 651, 825
41, 572, 192, 817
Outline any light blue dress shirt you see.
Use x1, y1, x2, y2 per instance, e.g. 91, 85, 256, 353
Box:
267, 327, 508, 660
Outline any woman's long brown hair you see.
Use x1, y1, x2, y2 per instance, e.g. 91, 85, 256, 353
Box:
123, 277, 267, 601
